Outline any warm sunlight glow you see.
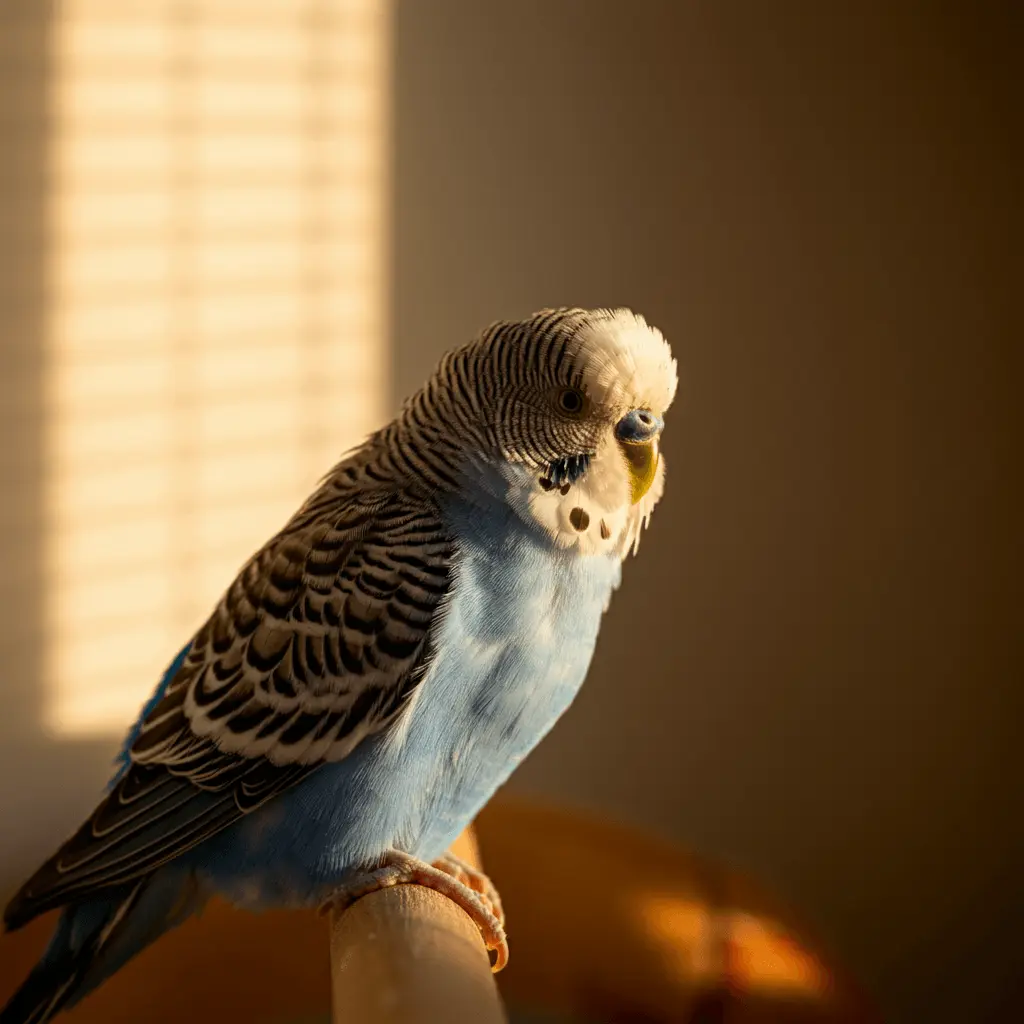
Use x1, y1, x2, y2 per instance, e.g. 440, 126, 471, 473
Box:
727, 911, 833, 997
43, 0, 391, 736
635, 893, 833, 1000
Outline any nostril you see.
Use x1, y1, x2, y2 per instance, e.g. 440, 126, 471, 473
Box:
616, 409, 662, 443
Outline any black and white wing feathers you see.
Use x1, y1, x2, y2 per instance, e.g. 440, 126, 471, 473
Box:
5, 490, 454, 927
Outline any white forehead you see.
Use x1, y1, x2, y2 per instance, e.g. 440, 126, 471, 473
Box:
573, 308, 678, 416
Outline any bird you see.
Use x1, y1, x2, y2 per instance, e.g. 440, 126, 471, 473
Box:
1, 306, 677, 1023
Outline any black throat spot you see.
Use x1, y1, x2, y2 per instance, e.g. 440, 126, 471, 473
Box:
544, 453, 591, 489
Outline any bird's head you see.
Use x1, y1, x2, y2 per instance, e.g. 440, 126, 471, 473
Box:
434, 307, 677, 557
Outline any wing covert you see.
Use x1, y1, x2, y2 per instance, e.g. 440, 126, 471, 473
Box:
135, 493, 453, 769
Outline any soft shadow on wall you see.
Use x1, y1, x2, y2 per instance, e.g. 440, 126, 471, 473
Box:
0, 0, 98, 879
391, 4, 1019, 1024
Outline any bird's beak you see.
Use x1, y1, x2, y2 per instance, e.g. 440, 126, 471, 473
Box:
618, 436, 660, 504
615, 409, 664, 504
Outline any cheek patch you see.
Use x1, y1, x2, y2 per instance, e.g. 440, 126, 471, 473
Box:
569, 507, 590, 532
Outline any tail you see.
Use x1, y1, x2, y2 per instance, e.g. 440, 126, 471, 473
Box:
1, 871, 202, 1024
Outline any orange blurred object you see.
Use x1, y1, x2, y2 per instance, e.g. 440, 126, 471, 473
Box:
0, 799, 878, 1023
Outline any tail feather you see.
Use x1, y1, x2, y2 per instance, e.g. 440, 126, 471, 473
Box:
1, 965, 78, 1024
0, 903, 109, 1024
1, 873, 201, 1024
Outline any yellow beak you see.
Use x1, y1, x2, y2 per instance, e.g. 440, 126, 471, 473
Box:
618, 437, 660, 504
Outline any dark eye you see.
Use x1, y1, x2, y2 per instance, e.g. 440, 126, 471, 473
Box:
558, 388, 585, 415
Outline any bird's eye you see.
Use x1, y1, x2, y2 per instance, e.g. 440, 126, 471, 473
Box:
557, 388, 585, 415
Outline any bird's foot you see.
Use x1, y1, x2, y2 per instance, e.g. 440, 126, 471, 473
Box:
431, 851, 505, 927
320, 849, 508, 971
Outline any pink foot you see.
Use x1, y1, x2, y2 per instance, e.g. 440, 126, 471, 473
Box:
322, 849, 509, 972
432, 851, 505, 927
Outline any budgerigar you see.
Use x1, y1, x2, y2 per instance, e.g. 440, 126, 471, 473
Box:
1, 307, 677, 1022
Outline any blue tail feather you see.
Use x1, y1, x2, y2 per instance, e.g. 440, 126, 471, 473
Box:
0, 870, 202, 1024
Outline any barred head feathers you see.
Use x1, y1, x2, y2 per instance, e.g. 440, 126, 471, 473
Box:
328, 307, 678, 559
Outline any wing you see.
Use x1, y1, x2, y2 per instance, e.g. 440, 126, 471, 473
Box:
5, 488, 454, 927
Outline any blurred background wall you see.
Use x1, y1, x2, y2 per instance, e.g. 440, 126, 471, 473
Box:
1, 3, 1019, 1024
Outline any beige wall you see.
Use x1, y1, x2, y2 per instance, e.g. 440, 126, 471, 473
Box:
392, 3, 1019, 1023
0, 3, 1017, 1024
